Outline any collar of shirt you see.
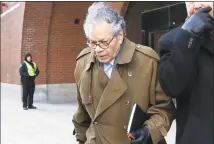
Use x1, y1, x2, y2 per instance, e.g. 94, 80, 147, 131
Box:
110, 59, 115, 65
102, 39, 124, 70
103, 59, 115, 78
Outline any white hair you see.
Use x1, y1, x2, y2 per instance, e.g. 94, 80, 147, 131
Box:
83, 2, 126, 38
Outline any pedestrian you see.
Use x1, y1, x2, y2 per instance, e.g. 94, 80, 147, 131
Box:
158, 2, 214, 144
72, 2, 176, 144
19, 53, 39, 110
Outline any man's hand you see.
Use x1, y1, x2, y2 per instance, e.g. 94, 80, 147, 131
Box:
182, 7, 214, 36
128, 125, 150, 144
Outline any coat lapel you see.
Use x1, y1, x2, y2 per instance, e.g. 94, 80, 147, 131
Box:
94, 69, 127, 120
93, 38, 136, 120
78, 53, 96, 118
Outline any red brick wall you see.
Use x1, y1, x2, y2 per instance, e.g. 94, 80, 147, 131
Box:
1, 2, 126, 84
21, 2, 53, 84
47, 2, 92, 84
47, 2, 125, 84
1, 2, 25, 84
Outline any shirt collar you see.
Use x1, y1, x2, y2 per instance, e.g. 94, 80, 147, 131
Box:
110, 59, 115, 65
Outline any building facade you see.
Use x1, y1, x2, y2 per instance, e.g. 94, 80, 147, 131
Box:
3, 1, 209, 103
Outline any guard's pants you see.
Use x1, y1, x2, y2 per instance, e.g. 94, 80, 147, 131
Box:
22, 81, 35, 107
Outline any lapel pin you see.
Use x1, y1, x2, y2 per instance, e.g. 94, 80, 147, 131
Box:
126, 100, 130, 106
128, 71, 132, 77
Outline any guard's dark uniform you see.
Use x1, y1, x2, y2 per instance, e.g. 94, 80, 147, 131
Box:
19, 53, 39, 109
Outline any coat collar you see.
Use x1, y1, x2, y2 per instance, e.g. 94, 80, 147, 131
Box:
85, 52, 95, 71
85, 38, 136, 71
202, 37, 214, 54
93, 69, 127, 120
117, 38, 136, 65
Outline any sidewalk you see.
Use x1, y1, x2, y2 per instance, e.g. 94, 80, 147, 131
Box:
1, 84, 176, 144
1, 89, 78, 144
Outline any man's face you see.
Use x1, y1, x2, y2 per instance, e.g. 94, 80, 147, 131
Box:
186, 2, 213, 17
27, 56, 32, 62
87, 21, 124, 64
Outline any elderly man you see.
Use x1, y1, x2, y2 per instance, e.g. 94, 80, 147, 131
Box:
158, 2, 214, 144
73, 2, 175, 144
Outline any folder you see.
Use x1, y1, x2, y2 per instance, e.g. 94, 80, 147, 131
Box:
127, 103, 148, 134
127, 103, 149, 141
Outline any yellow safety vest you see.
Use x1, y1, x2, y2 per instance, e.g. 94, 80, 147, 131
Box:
24, 61, 37, 76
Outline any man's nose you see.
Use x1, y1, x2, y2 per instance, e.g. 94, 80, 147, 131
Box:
94, 45, 103, 53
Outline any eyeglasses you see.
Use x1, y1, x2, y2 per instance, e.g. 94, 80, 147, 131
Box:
87, 36, 115, 49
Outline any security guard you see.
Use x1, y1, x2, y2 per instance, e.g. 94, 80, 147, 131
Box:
19, 53, 39, 110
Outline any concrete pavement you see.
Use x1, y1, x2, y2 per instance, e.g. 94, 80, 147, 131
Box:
1, 83, 176, 144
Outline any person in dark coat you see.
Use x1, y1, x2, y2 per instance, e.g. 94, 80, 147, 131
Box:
158, 2, 214, 144
19, 53, 39, 110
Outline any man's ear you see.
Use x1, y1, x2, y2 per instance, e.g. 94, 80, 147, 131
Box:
118, 30, 124, 45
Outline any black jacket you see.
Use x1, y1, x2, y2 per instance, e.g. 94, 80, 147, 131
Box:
158, 27, 213, 144
19, 61, 39, 83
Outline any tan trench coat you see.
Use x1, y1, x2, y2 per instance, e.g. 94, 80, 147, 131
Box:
72, 38, 176, 144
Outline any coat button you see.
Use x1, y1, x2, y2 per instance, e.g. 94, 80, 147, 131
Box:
156, 122, 163, 127
125, 100, 130, 106
124, 125, 127, 130
88, 96, 92, 100
94, 121, 98, 125
136, 45, 141, 48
